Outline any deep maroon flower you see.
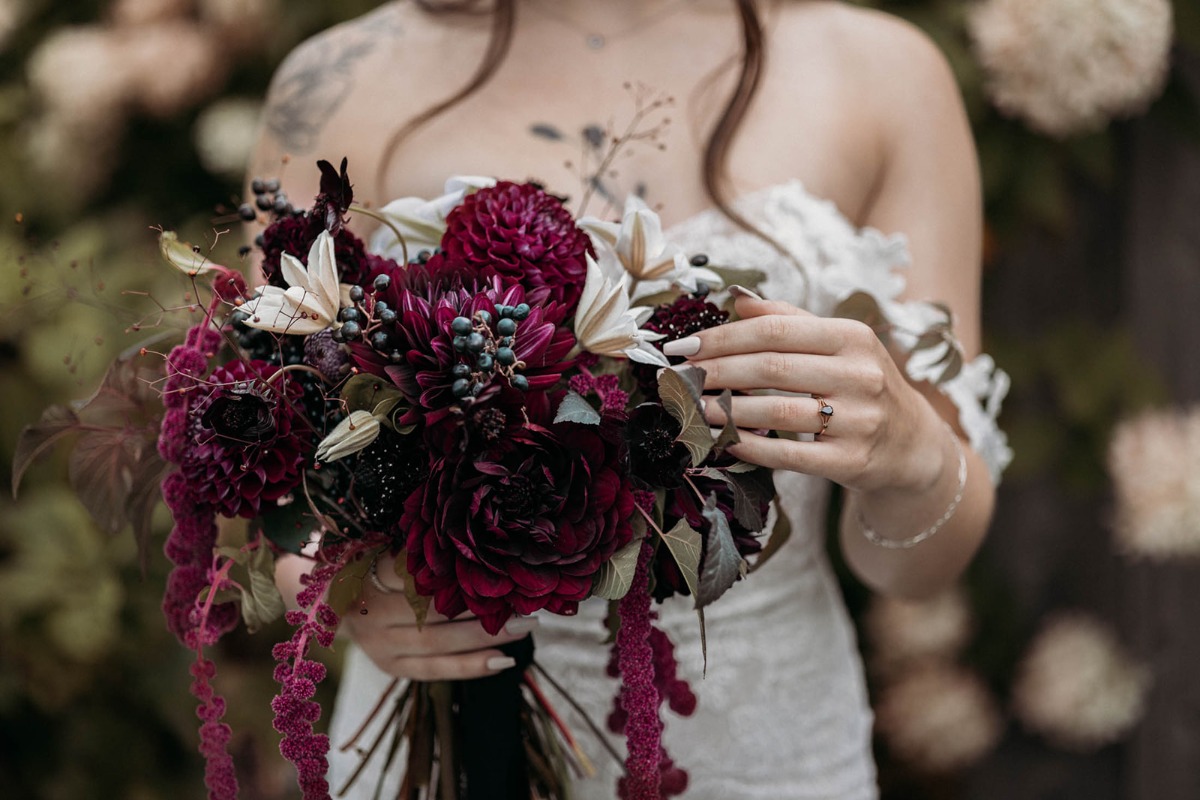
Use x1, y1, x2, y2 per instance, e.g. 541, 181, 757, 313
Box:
352, 257, 575, 426
401, 410, 635, 634
634, 295, 729, 399
441, 181, 592, 310
181, 359, 312, 518
259, 215, 377, 289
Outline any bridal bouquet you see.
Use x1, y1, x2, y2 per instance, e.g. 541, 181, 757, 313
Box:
15, 158, 784, 800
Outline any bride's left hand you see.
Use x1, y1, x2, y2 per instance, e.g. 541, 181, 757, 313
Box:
664, 290, 948, 495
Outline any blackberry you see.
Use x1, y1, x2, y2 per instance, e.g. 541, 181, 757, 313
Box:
349, 428, 429, 530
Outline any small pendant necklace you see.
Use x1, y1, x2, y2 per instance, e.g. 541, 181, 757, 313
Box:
531, 1, 692, 50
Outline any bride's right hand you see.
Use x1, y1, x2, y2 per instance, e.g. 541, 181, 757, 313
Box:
340, 554, 539, 681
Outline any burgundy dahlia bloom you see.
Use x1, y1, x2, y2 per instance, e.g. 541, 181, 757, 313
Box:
634, 295, 730, 399
440, 181, 592, 310
401, 411, 635, 634
352, 258, 575, 425
180, 359, 312, 518
259, 215, 378, 289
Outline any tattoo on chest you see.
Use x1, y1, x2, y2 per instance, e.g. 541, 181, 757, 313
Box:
528, 86, 670, 215
265, 12, 404, 154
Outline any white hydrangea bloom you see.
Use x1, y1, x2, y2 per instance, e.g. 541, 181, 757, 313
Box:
194, 98, 262, 179
875, 661, 1003, 773
1108, 406, 1200, 560
866, 587, 973, 675
1012, 613, 1151, 751
968, 0, 1174, 138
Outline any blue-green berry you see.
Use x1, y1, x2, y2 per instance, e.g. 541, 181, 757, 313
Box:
453, 336, 468, 352
497, 318, 517, 336
349, 285, 365, 303
341, 320, 361, 339
511, 375, 530, 391
466, 332, 486, 353
451, 316, 473, 336
452, 378, 471, 398
496, 347, 516, 366
452, 364, 471, 379
476, 353, 494, 371
513, 303, 531, 321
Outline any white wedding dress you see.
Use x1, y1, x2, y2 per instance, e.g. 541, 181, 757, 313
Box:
327, 182, 1012, 799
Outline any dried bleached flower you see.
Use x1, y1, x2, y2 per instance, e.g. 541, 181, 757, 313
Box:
875, 660, 1003, 773
1109, 406, 1200, 560
574, 255, 669, 366
314, 410, 380, 462
967, 0, 1174, 138
1012, 613, 1150, 751
243, 231, 350, 336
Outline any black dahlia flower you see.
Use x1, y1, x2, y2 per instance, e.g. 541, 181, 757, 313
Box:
347, 427, 429, 533
181, 360, 311, 519
626, 403, 691, 490
401, 411, 635, 635
440, 181, 592, 310
351, 257, 575, 426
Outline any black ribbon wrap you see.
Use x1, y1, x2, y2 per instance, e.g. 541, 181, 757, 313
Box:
455, 635, 536, 800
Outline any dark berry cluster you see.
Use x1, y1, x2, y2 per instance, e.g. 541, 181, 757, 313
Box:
449, 303, 533, 398
331, 273, 394, 349
239, 177, 297, 223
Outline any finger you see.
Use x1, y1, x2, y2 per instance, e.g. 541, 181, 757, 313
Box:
724, 428, 858, 484
675, 352, 840, 393
384, 647, 520, 681
704, 394, 844, 436
662, 312, 841, 362
377, 616, 539, 658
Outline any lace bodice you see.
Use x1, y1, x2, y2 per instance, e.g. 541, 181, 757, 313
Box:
328, 181, 1010, 799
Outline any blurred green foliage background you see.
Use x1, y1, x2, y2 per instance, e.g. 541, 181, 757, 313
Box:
2, 1, 1198, 799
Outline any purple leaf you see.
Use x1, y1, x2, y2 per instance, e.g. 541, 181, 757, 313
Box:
695, 493, 745, 610
12, 405, 79, 498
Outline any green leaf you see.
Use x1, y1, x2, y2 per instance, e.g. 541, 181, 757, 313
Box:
327, 552, 375, 617
592, 525, 645, 600
258, 501, 313, 555
553, 390, 602, 425
632, 289, 684, 309
695, 493, 746, 609
241, 545, 286, 633
724, 460, 760, 474
392, 554, 431, 629
658, 518, 702, 599
12, 405, 80, 498
713, 389, 740, 452
658, 366, 714, 466
341, 373, 406, 413
750, 499, 792, 575
834, 291, 891, 346
709, 265, 768, 292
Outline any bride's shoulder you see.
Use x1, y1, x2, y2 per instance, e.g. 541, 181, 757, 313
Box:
772, 2, 960, 104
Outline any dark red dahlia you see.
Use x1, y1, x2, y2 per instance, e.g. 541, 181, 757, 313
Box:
400, 413, 635, 635
180, 360, 312, 519
351, 257, 575, 426
634, 295, 730, 399
440, 181, 592, 310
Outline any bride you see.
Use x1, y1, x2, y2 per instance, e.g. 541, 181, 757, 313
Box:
253, 1, 1006, 797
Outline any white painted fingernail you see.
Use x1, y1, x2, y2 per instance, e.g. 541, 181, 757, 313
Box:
504, 617, 539, 635
486, 656, 517, 671
728, 284, 763, 301
663, 336, 701, 357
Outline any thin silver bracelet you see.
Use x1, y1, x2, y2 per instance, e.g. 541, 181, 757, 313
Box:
858, 428, 968, 550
